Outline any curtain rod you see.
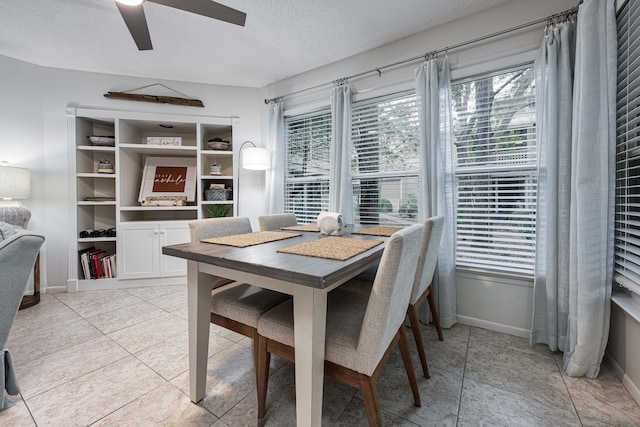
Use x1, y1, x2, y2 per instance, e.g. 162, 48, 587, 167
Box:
264, 4, 579, 104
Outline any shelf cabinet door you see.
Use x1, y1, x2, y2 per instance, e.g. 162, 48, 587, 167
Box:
118, 221, 190, 280
118, 223, 160, 280
159, 222, 190, 277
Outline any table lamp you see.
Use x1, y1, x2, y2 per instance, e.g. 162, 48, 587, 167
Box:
0, 162, 31, 228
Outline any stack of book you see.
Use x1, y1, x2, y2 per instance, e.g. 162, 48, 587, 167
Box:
79, 247, 117, 279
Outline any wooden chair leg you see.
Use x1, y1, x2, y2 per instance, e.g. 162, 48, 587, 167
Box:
358, 373, 383, 427
257, 335, 271, 424
426, 290, 443, 341
407, 304, 430, 378
398, 326, 422, 407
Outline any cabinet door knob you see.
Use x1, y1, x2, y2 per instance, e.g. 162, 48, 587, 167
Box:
159, 229, 166, 234
153, 229, 159, 234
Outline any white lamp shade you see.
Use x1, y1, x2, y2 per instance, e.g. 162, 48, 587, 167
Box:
242, 147, 271, 170
0, 165, 30, 200
115, 0, 144, 5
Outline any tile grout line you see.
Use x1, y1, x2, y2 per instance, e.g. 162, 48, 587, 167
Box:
455, 326, 472, 426
21, 293, 162, 425
63, 290, 200, 426
553, 352, 585, 426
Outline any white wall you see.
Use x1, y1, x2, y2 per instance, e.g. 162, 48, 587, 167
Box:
608, 296, 640, 405
0, 54, 264, 292
260, 0, 576, 334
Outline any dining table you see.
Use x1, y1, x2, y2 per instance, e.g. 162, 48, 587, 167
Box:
162, 224, 389, 426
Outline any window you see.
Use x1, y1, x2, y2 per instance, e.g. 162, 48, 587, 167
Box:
284, 69, 537, 276
614, 0, 640, 296
284, 110, 331, 223
451, 67, 537, 275
351, 91, 420, 226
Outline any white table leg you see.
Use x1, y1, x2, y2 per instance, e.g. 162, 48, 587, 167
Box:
187, 260, 211, 402
292, 286, 327, 427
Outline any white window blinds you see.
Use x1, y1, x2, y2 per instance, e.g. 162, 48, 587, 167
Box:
452, 67, 537, 275
351, 91, 420, 225
284, 110, 332, 223
615, 0, 640, 296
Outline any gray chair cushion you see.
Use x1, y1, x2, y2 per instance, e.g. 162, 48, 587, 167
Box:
212, 282, 290, 327
258, 288, 368, 370
0, 222, 21, 242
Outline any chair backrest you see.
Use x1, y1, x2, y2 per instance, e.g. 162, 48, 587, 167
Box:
258, 213, 297, 231
189, 217, 252, 242
410, 216, 445, 305
0, 232, 45, 348
355, 223, 423, 376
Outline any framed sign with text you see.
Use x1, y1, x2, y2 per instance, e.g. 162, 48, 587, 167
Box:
138, 157, 197, 203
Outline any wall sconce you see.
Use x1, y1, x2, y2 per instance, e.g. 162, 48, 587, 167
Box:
238, 141, 270, 215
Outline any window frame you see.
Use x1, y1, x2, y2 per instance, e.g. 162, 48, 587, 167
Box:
350, 89, 421, 226
283, 107, 332, 223
451, 64, 538, 276
614, 0, 640, 297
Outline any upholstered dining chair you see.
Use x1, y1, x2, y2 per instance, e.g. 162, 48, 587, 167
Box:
188, 217, 290, 383
0, 230, 45, 410
342, 217, 445, 378
256, 223, 424, 426
257, 213, 298, 231
406, 216, 445, 378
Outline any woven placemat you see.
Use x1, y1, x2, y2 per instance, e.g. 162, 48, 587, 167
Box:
201, 231, 301, 248
281, 224, 320, 232
277, 236, 383, 261
352, 226, 404, 237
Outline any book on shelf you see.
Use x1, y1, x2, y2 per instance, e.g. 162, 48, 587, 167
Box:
79, 248, 117, 279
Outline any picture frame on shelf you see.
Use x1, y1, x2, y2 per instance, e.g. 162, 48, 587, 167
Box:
138, 157, 197, 203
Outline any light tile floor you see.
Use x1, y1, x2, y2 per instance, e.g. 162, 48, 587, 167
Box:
2, 285, 640, 426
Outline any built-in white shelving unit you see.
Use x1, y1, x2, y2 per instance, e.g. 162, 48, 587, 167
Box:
67, 107, 238, 292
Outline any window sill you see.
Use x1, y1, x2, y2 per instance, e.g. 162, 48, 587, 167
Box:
611, 291, 640, 325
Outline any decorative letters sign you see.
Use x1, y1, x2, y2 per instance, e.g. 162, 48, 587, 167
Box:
139, 157, 197, 203
152, 166, 187, 192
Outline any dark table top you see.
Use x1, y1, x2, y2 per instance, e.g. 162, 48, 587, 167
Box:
162, 225, 387, 289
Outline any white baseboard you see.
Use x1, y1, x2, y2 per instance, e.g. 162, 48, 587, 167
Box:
457, 314, 530, 338
606, 354, 640, 406
46, 285, 67, 293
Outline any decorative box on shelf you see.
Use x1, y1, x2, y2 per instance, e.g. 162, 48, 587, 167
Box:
205, 185, 232, 201
146, 136, 182, 146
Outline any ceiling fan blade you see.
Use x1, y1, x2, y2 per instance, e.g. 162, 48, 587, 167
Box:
115, 2, 153, 50
149, 0, 246, 27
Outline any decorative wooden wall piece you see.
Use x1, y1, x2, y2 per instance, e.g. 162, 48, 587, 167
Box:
104, 83, 204, 107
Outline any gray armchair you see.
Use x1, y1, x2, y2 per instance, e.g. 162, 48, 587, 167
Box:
0, 231, 45, 410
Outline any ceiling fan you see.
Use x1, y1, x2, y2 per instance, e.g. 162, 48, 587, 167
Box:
114, 0, 246, 51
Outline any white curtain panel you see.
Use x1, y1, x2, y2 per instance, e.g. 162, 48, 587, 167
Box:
532, 0, 616, 378
329, 84, 354, 225
266, 100, 285, 214
415, 56, 457, 328
530, 20, 575, 353
564, 0, 616, 378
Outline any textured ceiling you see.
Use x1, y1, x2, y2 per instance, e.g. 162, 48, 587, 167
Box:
0, 0, 513, 88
